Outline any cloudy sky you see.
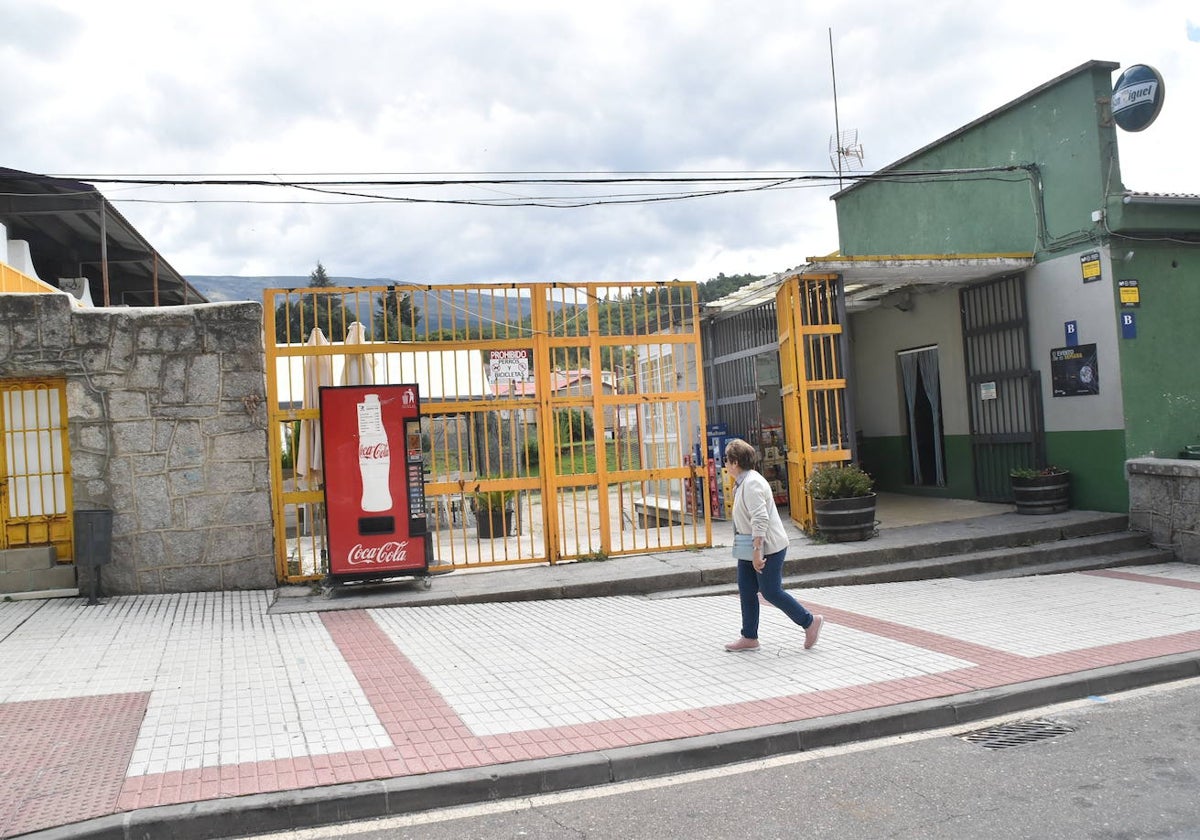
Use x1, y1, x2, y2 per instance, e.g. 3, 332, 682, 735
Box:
2, 0, 1197, 284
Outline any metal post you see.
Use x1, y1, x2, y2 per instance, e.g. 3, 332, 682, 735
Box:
99, 197, 110, 306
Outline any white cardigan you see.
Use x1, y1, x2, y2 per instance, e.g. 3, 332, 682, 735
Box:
731, 469, 789, 555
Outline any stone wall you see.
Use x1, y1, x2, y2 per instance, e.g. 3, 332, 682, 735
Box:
1126, 457, 1200, 563
0, 292, 275, 593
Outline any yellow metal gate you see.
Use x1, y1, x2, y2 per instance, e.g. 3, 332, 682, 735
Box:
0, 378, 74, 561
265, 282, 710, 583
776, 274, 852, 531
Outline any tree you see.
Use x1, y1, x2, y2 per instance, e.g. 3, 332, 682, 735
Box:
698, 272, 763, 303
373, 288, 421, 340
309, 261, 333, 288
272, 262, 351, 344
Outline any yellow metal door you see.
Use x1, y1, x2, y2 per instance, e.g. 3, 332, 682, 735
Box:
263, 282, 711, 583
775, 274, 852, 531
0, 379, 74, 561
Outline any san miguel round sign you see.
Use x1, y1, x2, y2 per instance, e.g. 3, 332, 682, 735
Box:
1112, 64, 1165, 132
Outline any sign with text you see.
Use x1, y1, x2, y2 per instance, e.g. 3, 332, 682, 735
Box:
1050, 344, 1099, 397
488, 348, 532, 381
1079, 251, 1102, 283
1119, 279, 1141, 307
1112, 64, 1165, 133
1121, 312, 1137, 339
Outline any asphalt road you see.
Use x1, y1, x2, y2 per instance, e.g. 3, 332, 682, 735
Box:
229, 677, 1200, 840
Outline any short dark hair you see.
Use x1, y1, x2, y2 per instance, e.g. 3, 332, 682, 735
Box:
723, 438, 758, 470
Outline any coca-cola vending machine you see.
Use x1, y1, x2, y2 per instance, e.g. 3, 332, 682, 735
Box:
319, 383, 431, 589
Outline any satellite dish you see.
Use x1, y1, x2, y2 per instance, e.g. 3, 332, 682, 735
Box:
829, 129, 865, 174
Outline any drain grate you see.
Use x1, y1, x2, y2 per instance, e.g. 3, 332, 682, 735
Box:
959, 718, 1075, 750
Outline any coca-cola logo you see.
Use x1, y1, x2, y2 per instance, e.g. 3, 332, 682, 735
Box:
348, 541, 409, 565
359, 441, 390, 460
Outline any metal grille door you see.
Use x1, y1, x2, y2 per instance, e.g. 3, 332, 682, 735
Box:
776, 274, 852, 530
959, 274, 1044, 501
0, 379, 74, 561
264, 282, 710, 583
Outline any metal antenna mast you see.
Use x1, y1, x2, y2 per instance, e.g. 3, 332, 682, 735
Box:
829, 28, 843, 190
827, 28, 864, 190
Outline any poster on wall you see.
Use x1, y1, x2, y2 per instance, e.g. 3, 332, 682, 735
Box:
1050, 344, 1099, 397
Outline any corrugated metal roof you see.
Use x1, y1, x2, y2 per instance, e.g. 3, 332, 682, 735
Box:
0, 166, 203, 306
1121, 191, 1200, 205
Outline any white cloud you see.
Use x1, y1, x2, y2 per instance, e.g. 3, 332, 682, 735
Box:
2, 0, 1197, 282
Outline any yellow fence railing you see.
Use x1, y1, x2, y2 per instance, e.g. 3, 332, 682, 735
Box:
263, 282, 711, 584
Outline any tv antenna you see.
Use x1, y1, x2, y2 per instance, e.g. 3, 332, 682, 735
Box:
827, 28, 864, 189
829, 129, 865, 177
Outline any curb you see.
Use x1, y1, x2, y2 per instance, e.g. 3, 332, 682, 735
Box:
25, 652, 1200, 840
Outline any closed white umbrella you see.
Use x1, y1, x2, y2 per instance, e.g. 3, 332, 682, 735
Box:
295, 327, 333, 483
341, 321, 378, 385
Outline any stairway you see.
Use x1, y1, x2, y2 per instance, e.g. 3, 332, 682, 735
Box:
652, 513, 1172, 600
0, 547, 78, 600
785, 522, 1171, 588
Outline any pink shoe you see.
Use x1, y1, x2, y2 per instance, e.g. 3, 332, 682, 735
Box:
724, 636, 760, 652
804, 615, 824, 650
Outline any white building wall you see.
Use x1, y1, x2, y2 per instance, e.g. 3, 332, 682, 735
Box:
1025, 248, 1125, 433
848, 287, 970, 438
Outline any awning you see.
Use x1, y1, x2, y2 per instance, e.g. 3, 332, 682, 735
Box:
801, 253, 1034, 312
702, 253, 1035, 317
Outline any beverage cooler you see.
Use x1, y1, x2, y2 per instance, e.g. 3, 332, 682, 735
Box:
318, 383, 432, 590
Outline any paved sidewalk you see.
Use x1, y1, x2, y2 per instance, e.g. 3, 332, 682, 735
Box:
3, 547, 1200, 838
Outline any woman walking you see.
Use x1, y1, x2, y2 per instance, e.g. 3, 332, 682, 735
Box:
723, 438, 823, 652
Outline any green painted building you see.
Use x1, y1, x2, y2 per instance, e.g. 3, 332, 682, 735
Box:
812, 60, 1200, 513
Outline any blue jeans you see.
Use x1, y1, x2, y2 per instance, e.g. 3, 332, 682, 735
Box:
737, 547, 814, 639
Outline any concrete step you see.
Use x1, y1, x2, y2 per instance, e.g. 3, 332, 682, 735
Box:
791, 513, 1132, 576
961, 547, 1175, 580
0, 546, 57, 573
0, 563, 76, 595
653, 529, 1165, 600
2, 587, 79, 601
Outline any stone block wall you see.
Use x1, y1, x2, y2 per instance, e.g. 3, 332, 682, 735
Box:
1126, 457, 1200, 563
0, 292, 275, 593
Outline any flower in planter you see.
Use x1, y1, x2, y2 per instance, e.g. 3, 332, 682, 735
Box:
1010, 465, 1068, 479
805, 463, 874, 500
471, 489, 516, 512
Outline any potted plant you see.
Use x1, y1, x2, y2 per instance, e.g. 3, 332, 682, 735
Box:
805, 463, 876, 541
1010, 466, 1070, 515
471, 483, 517, 538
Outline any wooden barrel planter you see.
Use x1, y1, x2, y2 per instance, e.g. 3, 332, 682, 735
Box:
812, 493, 877, 542
1010, 472, 1070, 515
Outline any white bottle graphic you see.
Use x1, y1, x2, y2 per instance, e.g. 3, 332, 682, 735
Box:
356, 393, 393, 512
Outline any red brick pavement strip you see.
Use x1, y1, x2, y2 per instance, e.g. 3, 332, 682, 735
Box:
798, 603, 1023, 666
1083, 569, 1200, 590
0, 693, 148, 839
20, 606, 1200, 833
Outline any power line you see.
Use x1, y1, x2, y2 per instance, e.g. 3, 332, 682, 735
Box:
2, 165, 1032, 210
